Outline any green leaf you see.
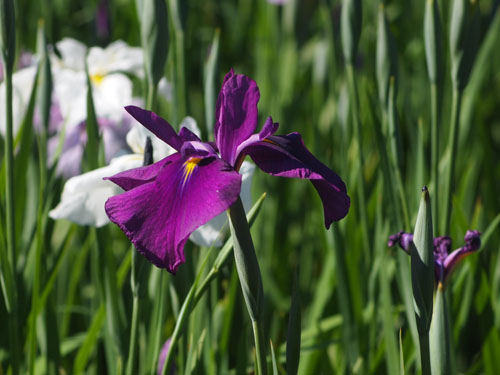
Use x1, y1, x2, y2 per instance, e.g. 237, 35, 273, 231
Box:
286, 270, 301, 375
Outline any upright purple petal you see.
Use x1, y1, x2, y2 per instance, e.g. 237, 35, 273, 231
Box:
105, 154, 242, 273
215, 69, 260, 166
125, 105, 183, 151
243, 132, 350, 227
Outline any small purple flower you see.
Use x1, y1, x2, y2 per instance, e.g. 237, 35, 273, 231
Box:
105, 69, 350, 273
388, 231, 413, 253
388, 230, 481, 285
157, 338, 174, 375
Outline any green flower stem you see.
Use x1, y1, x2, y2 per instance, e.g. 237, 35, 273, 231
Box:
2, 61, 19, 375
125, 292, 140, 375
146, 81, 158, 112
151, 270, 168, 374
28, 106, 49, 375
430, 83, 439, 234
228, 197, 267, 375
346, 63, 371, 255
126, 248, 146, 375
252, 320, 267, 375
418, 332, 431, 375
442, 88, 462, 235
430, 283, 453, 375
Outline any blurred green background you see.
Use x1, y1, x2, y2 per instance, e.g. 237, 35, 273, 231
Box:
2, 0, 500, 374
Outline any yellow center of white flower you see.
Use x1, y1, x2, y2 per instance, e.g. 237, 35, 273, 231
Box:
91, 73, 105, 86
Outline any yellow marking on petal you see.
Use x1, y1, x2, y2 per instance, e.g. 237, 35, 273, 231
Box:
90, 73, 105, 86
262, 138, 277, 145
182, 157, 202, 185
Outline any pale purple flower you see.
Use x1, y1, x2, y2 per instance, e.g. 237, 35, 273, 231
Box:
105, 69, 350, 273
157, 338, 174, 375
48, 114, 133, 178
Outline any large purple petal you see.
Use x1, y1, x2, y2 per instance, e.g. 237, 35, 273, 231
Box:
125, 105, 183, 151
105, 154, 241, 273
244, 133, 350, 227
215, 69, 260, 166
104, 153, 178, 191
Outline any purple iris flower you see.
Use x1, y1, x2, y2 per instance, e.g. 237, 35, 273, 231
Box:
104, 69, 350, 273
157, 338, 174, 375
388, 230, 481, 285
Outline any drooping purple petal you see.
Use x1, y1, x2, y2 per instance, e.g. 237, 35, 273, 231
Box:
105, 154, 242, 273
215, 69, 260, 166
442, 230, 481, 281
125, 105, 183, 151
104, 153, 178, 191
243, 132, 350, 227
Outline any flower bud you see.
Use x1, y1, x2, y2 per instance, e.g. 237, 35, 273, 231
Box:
411, 186, 434, 333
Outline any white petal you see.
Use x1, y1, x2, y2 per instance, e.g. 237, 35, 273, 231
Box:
88, 40, 143, 76
49, 154, 143, 227
93, 73, 133, 121
52, 38, 87, 71
189, 161, 255, 247
52, 69, 87, 130
0, 66, 37, 136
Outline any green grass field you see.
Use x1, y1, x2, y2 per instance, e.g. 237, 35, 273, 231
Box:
1, 0, 500, 374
